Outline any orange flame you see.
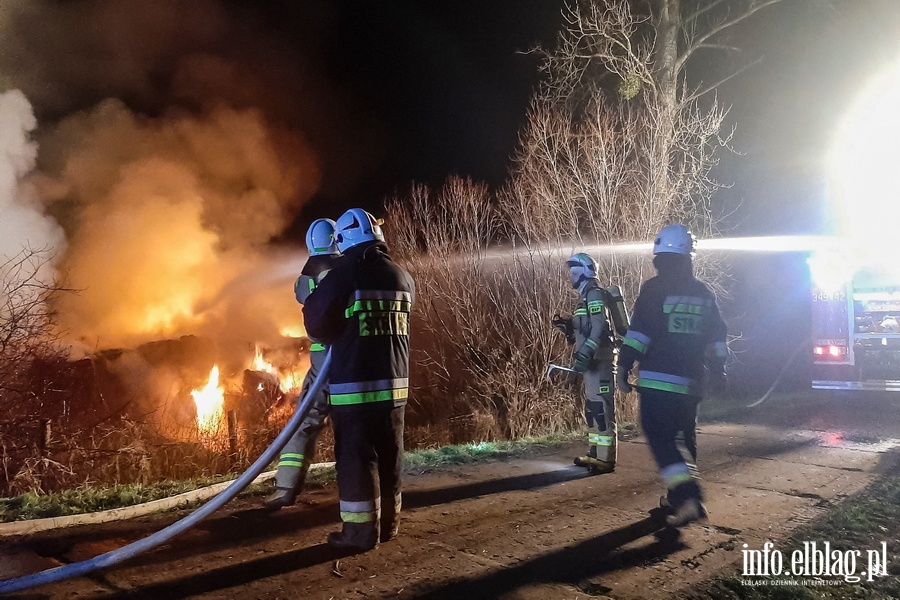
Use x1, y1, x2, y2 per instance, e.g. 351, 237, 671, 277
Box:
250, 346, 304, 393
251, 346, 278, 376
191, 365, 224, 434
279, 324, 306, 338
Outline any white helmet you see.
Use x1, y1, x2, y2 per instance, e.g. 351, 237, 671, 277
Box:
334, 208, 384, 252
566, 252, 598, 286
305, 218, 339, 256
653, 224, 696, 256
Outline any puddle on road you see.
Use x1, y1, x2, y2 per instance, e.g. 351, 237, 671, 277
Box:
809, 430, 900, 452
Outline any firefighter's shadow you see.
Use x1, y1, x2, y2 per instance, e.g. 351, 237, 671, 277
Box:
49, 467, 595, 599
409, 509, 687, 600
9, 466, 592, 573
90, 543, 354, 600
402, 464, 595, 508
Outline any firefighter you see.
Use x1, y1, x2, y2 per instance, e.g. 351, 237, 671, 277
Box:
616, 224, 727, 527
264, 218, 341, 509
303, 208, 415, 551
552, 252, 619, 474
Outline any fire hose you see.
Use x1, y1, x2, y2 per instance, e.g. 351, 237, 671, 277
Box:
746, 337, 811, 408
0, 350, 332, 595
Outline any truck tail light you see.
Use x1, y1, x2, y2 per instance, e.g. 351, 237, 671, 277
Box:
814, 345, 847, 359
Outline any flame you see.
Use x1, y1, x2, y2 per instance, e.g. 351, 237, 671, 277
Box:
250, 346, 305, 393
191, 365, 224, 434
278, 370, 304, 392
252, 346, 279, 376
280, 324, 306, 338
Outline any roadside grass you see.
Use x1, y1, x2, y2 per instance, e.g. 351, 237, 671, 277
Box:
0, 475, 271, 523
689, 461, 900, 600
402, 431, 582, 470
0, 430, 592, 523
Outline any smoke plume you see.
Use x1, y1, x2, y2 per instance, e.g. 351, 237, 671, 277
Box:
39, 100, 318, 352
0, 90, 65, 276
0, 0, 329, 358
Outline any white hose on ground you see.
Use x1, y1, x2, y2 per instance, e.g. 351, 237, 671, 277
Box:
0, 350, 332, 595
746, 338, 810, 408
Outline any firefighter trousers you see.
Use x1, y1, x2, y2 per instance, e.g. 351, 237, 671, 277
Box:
583, 361, 617, 465
332, 402, 404, 547
639, 387, 702, 508
274, 349, 330, 493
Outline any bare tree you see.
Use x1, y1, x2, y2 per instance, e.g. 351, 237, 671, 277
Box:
387, 0, 783, 441
388, 178, 584, 440
0, 248, 67, 404
506, 0, 784, 329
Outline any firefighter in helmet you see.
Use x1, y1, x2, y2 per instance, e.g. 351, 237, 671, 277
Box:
617, 224, 727, 527
264, 218, 341, 509
553, 252, 619, 474
304, 208, 415, 551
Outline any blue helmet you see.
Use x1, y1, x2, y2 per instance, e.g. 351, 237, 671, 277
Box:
334, 208, 384, 252
305, 218, 339, 256
653, 224, 696, 256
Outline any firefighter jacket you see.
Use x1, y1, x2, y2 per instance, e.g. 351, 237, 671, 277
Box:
619, 268, 727, 397
573, 278, 616, 365
295, 254, 341, 352
303, 241, 415, 408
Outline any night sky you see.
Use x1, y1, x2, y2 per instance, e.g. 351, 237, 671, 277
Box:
8, 0, 898, 236
280, 1, 568, 227
278, 0, 900, 238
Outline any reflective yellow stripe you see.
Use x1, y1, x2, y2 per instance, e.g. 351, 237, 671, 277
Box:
331, 388, 409, 406
340, 511, 377, 523
278, 452, 305, 467
637, 378, 691, 395
665, 472, 693, 488
588, 433, 614, 446
661, 463, 693, 489
345, 299, 412, 317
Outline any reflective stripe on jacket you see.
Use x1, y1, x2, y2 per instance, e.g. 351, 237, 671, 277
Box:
296, 254, 340, 352
303, 242, 415, 407
619, 273, 726, 395
573, 279, 614, 362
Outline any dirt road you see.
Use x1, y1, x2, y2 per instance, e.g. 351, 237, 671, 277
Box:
2, 392, 899, 599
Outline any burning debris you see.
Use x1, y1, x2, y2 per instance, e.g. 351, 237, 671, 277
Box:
191, 365, 225, 436
188, 344, 310, 442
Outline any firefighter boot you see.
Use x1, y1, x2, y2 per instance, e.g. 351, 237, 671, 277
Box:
327, 522, 379, 552
262, 487, 296, 510
380, 509, 400, 543
574, 455, 615, 474
666, 498, 708, 528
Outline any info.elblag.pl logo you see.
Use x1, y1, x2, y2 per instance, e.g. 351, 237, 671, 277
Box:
741, 541, 890, 584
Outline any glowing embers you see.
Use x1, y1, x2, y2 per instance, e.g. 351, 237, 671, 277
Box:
191, 365, 225, 435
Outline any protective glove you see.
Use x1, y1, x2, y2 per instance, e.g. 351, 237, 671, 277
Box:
616, 367, 633, 393
551, 314, 573, 337
572, 350, 591, 373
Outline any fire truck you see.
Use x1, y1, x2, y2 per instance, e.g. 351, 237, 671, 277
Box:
811, 259, 900, 391
810, 58, 900, 391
